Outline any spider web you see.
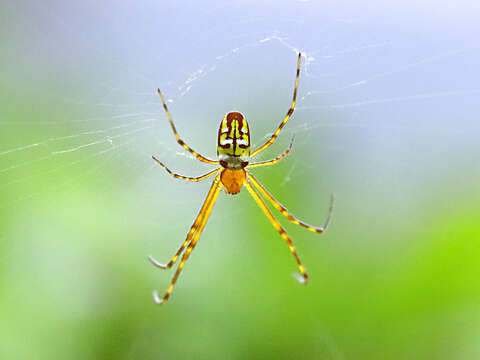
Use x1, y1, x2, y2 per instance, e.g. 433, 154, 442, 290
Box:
2, 1, 478, 212
1, 1, 480, 358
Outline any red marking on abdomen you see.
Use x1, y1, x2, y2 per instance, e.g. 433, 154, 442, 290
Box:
226, 112, 244, 123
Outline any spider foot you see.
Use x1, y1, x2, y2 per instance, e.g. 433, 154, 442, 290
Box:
152, 290, 166, 305
148, 255, 168, 269
293, 272, 308, 284
322, 194, 335, 230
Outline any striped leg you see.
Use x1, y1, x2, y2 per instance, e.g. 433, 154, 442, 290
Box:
157, 89, 219, 165
246, 172, 333, 233
247, 135, 294, 169
149, 173, 221, 270
152, 156, 220, 182
244, 180, 309, 284
250, 53, 302, 158
153, 175, 224, 304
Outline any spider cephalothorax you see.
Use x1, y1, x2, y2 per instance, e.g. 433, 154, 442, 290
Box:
149, 52, 333, 305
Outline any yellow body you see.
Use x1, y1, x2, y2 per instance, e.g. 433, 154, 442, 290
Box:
150, 53, 334, 306
217, 112, 251, 169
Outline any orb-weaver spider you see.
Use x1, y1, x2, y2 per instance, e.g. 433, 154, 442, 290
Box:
149, 52, 333, 304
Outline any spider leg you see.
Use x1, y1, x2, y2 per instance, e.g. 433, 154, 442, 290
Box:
247, 135, 294, 169
246, 171, 333, 233
157, 89, 219, 165
250, 53, 302, 158
152, 174, 224, 304
152, 156, 220, 182
244, 180, 309, 284
149, 173, 221, 270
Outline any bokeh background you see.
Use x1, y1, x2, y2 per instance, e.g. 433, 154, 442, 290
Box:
1, 1, 480, 359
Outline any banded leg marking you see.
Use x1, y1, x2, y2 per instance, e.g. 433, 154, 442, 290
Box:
247, 135, 294, 169
244, 180, 309, 284
251, 53, 302, 158
153, 175, 224, 304
157, 89, 219, 165
152, 155, 220, 182
246, 172, 333, 233
149, 174, 221, 270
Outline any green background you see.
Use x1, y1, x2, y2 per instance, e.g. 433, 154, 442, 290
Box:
1, 1, 479, 359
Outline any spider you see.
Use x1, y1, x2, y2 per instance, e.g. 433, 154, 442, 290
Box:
149, 52, 333, 304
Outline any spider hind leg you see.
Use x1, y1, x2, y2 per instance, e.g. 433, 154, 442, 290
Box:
244, 180, 309, 283
152, 174, 224, 304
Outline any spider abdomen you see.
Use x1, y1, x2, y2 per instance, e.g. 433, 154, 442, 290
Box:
217, 111, 251, 169
220, 168, 246, 194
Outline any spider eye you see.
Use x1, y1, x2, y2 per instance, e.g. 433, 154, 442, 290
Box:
220, 160, 228, 168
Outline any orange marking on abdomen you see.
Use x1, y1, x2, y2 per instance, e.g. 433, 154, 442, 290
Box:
220, 169, 246, 195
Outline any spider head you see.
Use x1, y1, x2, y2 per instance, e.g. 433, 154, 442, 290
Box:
217, 111, 250, 169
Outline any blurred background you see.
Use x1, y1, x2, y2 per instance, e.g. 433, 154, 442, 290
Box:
1, 0, 480, 359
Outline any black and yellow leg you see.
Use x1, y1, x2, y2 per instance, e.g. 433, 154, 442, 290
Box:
246, 172, 333, 233
152, 155, 220, 182
244, 180, 309, 284
149, 173, 222, 271
153, 175, 224, 304
247, 135, 294, 169
157, 89, 219, 165
250, 53, 302, 158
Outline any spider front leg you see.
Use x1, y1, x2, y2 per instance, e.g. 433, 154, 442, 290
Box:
157, 89, 219, 165
244, 180, 309, 284
250, 52, 302, 158
151, 174, 224, 304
